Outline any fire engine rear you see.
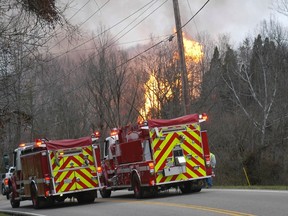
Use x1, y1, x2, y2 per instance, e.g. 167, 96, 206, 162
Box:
100, 113, 212, 198
9, 133, 102, 208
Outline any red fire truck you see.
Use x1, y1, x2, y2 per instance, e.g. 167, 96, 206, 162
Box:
9, 133, 102, 208
100, 113, 212, 198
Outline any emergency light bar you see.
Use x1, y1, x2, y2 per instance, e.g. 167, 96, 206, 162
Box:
110, 128, 119, 136
19, 143, 26, 148
199, 113, 208, 122
92, 131, 100, 138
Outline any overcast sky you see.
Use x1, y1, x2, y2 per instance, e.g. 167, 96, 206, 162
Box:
63, 0, 287, 48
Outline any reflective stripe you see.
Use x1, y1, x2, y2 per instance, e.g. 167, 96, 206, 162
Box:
150, 123, 206, 184
50, 145, 99, 193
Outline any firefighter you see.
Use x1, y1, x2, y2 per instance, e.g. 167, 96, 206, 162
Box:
206, 152, 216, 188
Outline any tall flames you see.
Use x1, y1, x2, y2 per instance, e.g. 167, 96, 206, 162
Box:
140, 33, 203, 120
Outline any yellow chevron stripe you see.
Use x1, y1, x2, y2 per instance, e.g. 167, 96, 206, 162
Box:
186, 160, 206, 177
175, 173, 188, 181
156, 174, 163, 183
155, 134, 178, 172
59, 172, 76, 192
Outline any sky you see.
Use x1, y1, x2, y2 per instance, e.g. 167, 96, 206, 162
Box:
61, 0, 287, 48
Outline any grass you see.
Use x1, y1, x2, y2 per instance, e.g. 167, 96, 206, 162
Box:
213, 185, 288, 190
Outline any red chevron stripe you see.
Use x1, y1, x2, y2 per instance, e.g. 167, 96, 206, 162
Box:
187, 124, 200, 133
153, 139, 164, 153
183, 131, 202, 147
157, 152, 173, 171
65, 177, 76, 191
190, 156, 205, 171
55, 170, 74, 192
159, 176, 167, 183
77, 180, 88, 189
186, 162, 204, 177
50, 152, 57, 170
183, 172, 191, 179
71, 156, 83, 167
154, 134, 179, 171
84, 147, 92, 155
75, 169, 97, 187
151, 131, 157, 140
171, 175, 177, 181
183, 142, 203, 159
155, 133, 179, 162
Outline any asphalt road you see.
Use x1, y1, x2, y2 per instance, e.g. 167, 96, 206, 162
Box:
0, 188, 287, 216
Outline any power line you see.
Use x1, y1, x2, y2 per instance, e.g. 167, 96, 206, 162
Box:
48, 0, 111, 52
34, 0, 211, 108
180, 0, 210, 31
48, 0, 158, 62
30, 0, 161, 100
17, 0, 108, 65
108, 0, 168, 47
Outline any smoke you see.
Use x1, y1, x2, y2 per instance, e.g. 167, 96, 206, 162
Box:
65, 0, 281, 47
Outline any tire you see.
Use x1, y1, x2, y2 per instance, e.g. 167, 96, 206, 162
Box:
10, 193, 20, 208
100, 188, 111, 198
179, 181, 193, 194
1, 184, 5, 195
132, 174, 143, 199
77, 190, 96, 204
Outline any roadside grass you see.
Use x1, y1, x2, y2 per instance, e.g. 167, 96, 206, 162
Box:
213, 185, 288, 190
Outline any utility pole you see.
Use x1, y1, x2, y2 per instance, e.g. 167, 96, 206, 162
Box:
172, 0, 189, 115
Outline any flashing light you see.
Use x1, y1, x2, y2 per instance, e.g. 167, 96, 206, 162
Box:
4, 178, 9, 185
94, 131, 100, 138
19, 143, 26, 148
138, 120, 148, 127
199, 113, 208, 122
97, 166, 102, 173
110, 128, 119, 136
35, 139, 42, 147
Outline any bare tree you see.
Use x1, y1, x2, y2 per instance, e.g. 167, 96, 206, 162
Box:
273, 0, 288, 16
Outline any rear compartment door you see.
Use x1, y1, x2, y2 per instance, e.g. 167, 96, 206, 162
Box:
150, 123, 206, 184
49, 145, 99, 194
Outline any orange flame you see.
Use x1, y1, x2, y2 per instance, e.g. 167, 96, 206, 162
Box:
182, 33, 203, 63
140, 33, 203, 119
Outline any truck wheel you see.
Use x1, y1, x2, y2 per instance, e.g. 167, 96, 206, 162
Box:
100, 188, 111, 198
77, 190, 96, 204
132, 174, 143, 199
1, 184, 5, 195
10, 193, 20, 208
179, 181, 193, 194
6, 184, 11, 200
86, 190, 97, 203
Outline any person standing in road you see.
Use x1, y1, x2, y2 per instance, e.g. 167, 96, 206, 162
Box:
206, 152, 216, 188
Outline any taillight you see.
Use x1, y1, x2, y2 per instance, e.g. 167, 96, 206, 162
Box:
97, 166, 102, 174
44, 175, 50, 185
149, 162, 154, 174
205, 155, 211, 167
4, 178, 9, 186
